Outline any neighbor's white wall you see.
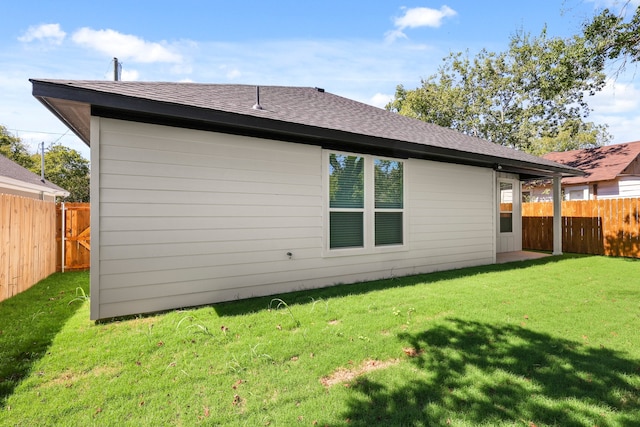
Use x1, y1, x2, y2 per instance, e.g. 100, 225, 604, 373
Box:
525, 186, 552, 202
91, 117, 495, 319
528, 178, 640, 201
598, 177, 640, 199
618, 177, 640, 198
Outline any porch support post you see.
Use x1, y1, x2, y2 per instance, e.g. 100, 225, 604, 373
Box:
552, 174, 563, 255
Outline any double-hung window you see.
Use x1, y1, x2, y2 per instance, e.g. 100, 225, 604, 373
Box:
326, 151, 405, 252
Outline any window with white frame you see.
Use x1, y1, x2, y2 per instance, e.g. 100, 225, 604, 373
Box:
499, 181, 513, 233
567, 188, 586, 200
327, 151, 404, 251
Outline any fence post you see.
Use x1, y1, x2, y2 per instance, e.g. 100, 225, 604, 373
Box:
552, 175, 563, 255
61, 202, 65, 273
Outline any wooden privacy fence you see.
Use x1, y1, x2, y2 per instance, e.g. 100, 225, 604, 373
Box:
522, 198, 640, 258
0, 194, 57, 303
57, 202, 90, 271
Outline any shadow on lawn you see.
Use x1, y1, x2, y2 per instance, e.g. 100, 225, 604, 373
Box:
0, 271, 89, 407
214, 254, 579, 317
339, 318, 640, 426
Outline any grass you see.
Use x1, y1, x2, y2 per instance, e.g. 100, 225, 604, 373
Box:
0, 271, 90, 403
0, 255, 639, 426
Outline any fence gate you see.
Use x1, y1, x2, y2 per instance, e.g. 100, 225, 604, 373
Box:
57, 203, 90, 271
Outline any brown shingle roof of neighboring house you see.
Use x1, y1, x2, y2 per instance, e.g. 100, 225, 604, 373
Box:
543, 141, 640, 185
30, 79, 583, 179
0, 154, 69, 197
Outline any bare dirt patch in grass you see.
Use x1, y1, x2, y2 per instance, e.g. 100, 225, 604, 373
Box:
320, 359, 400, 387
46, 366, 120, 388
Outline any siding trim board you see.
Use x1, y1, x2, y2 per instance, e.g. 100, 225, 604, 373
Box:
89, 116, 101, 319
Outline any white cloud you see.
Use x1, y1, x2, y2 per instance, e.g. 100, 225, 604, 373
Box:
217, 64, 242, 79
18, 23, 66, 45
395, 6, 457, 29
369, 93, 393, 109
591, 79, 640, 114
71, 28, 183, 63
170, 63, 193, 75
589, 79, 640, 144
120, 69, 140, 81
587, 0, 640, 11
594, 112, 640, 144
386, 6, 457, 43
226, 69, 242, 79
384, 29, 408, 43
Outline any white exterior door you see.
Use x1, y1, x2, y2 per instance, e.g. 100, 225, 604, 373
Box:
497, 178, 522, 253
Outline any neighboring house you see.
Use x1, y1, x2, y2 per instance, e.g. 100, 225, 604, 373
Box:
524, 141, 640, 201
0, 154, 69, 201
30, 80, 581, 320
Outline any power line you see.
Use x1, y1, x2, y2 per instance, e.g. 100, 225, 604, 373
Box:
7, 128, 75, 137
51, 129, 70, 145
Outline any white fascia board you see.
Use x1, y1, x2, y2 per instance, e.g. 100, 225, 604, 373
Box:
0, 176, 70, 197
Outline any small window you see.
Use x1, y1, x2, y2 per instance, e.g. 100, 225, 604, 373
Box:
327, 152, 404, 251
499, 182, 513, 233
568, 189, 584, 200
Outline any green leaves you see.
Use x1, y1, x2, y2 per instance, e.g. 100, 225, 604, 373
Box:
0, 125, 36, 170
38, 143, 90, 202
583, 6, 640, 68
0, 126, 90, 202
387, 28, 610, 154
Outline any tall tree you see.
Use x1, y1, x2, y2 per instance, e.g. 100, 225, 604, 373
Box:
387, 29, 610, 154
1, 125, 90, 201
583, 3, 640, 72
0, 125, 36, 169
33, 144, 90, 202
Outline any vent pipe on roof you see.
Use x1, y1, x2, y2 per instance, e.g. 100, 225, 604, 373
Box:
113, 57, 121, 81
252, 86, 263, 110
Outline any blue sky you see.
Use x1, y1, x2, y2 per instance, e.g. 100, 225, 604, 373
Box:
1, 0, 639, 160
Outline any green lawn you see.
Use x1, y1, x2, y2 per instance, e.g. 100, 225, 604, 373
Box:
1, 255, 639, 426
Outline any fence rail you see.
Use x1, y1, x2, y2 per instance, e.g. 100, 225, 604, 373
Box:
0, 194, 57, 302
522, 198, 640, 258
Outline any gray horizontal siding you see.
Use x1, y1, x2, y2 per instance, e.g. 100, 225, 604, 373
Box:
93, 118, 495, 319
408, 159, 494, 264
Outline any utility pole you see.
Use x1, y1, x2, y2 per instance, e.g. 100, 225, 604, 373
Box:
40, 142, 45, 182
114, 57, 120, 81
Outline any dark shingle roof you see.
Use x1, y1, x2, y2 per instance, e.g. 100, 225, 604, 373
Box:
543, 141, 640, 184
30, 79, 583, 178
0, 154, 68, 194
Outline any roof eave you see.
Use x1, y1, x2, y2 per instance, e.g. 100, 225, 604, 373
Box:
36, 96, 91, 145
0, 176, 70, 197
95, 104, 581, 179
